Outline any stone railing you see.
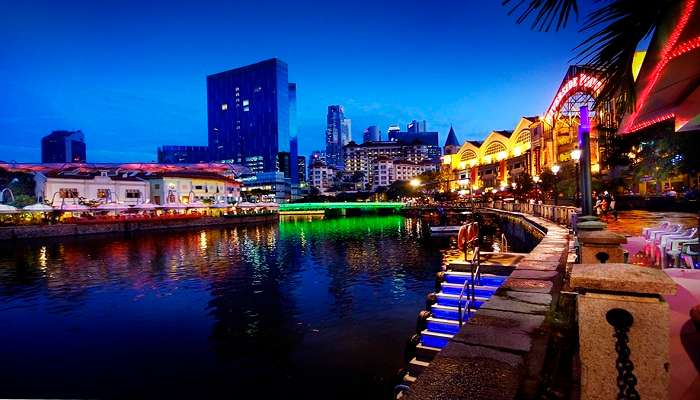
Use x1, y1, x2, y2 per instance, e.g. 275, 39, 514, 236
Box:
490, 201, 578, 228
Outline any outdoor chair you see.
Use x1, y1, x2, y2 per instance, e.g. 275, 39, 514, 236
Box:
646, 224, 682, 256
643, 221, 670, 240
668, 238, 699, 268
658, 228, 698, 267
681, 242, 700, 269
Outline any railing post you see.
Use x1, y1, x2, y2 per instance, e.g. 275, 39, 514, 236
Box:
570, 263, 676, 400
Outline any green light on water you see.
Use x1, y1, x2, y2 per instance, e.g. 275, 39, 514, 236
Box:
279, 202, 405, 211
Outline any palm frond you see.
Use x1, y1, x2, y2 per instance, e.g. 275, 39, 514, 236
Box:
503, 0, 580, 31
573, 0, 677, 113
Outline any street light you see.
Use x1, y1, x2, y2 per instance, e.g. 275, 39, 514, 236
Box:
410, 178, 421, 188
551, 164, 560, 205
571, 149, 582, 207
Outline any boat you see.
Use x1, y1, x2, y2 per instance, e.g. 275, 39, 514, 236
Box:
429, 225, 462, 236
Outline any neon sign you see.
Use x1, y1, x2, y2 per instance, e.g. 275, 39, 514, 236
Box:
545, 73, 602, 120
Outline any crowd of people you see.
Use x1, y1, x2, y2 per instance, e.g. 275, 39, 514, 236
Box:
593, 191, 618, 220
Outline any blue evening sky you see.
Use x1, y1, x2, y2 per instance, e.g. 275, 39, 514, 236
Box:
0, 0, 594, 162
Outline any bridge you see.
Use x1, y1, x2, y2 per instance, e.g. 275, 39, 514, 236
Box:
279, 202, 405, 214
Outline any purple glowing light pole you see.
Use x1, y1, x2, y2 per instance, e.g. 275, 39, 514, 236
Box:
579, 106, 593, 215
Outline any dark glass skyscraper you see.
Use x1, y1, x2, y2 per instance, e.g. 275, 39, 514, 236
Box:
41, 130, 86, 163
325, 105, 351, 169
157, 145, 210, 164
207, 58, 290, 173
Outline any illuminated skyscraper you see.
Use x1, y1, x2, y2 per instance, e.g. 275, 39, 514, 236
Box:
207, 58, 290, 173
325, 105, 351, 168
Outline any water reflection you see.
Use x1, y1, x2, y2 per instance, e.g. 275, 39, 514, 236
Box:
0, 216, 444, 398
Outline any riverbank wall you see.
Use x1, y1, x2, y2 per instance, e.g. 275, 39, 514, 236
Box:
0, 214, 278, 241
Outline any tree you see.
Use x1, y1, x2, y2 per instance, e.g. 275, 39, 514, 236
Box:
386, 180, 412, 200
504, 0, 680, 113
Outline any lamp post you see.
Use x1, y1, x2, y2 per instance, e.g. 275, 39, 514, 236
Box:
551, 164, 560, 206
571, 148, 582, 207
533, 175, 541, 202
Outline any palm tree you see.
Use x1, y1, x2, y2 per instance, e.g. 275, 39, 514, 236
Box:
503, 0, 681, 113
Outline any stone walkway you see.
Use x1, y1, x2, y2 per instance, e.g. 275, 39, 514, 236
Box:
405, 210, 571, 399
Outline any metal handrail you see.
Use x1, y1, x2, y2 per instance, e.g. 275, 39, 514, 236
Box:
457, 244, 479, 327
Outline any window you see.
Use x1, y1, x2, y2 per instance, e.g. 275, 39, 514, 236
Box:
59, 188, 79, 198
154, 184, 161, 190
125, 189, 141, 199
221, 103, 228, 111
195, 185, 203, 190
96, 189, 109, 198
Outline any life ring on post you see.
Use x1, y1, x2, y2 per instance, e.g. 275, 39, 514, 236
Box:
457, 224, 468, 250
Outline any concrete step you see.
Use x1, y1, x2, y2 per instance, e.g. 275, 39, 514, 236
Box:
403, 373, 417, 384
436, 292, 490, 307
430, 303, 478, 321
426, 316, 461, 335
407, 357, 430, 375
415, 344, 441, 361
443, 271, 507, 286
440, 282, 498, 296
420, 329, 453, 349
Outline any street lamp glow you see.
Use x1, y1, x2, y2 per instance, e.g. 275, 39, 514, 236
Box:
458, 189, 468, 196
551, 164, 560, 175
533, 175, 541, 183
571, 149, 582, 161
409, 178, 421, 188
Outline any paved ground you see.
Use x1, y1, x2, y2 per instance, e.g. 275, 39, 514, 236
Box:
604, 210, 699, 399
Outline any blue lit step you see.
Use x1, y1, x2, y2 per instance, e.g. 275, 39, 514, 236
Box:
443, 271, 507, 286
420, 329, 453, 349
430, 304, 477, 321
436, 293, 489, 307
440, 282, 498, 296
426, 317, 461, 334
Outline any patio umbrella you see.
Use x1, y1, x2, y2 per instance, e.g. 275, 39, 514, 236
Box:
60, 203, 89, 212
131, 202, 160, 210
23, 203, 54, 212
236, 201, 259, 208
163, 203, 188, 209
96, 202, 129, 211
0, 204, 18, 214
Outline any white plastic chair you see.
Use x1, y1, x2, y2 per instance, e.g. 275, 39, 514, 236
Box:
658, 228, 697, 267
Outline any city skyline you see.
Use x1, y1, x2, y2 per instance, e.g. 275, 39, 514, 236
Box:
1, 0, 593, 163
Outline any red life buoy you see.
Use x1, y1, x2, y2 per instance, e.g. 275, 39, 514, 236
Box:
457, 224, 468, 249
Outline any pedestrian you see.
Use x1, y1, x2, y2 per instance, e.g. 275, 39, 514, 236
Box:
610, 194, 618, 220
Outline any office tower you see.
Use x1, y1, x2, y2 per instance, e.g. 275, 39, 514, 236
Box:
363, 125, 381, 143
407, 120, 427, 133
157, 145, 210, 163
297, 155, 306, 183
207, 58, 290, 173
325, 105, 351, 168
288, 136, 299, 182
387, 125, 401, 138
41, 130, 86, 163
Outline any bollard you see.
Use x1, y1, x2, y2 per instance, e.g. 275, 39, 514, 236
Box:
571, 263, 676, 400
578, 230, 627, 264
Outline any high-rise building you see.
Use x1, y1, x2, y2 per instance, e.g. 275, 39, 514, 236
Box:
207, 58, 291, 173
388, 127, 442, 162
387, 125, 401, 138
157, 145, 210, 164
407, 120, 427, 133
363, 125, 381, 143
297, 155, 306, 183
41, 130, 86, 163
288, 84, 300, 184
325, 105, 351, 168
343, 141, 439, 188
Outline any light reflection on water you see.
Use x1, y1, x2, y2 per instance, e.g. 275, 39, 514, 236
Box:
0, 216, 446, 399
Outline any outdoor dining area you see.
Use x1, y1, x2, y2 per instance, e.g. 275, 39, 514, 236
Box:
642, 221, 700, 269
0, 197, 279, 226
